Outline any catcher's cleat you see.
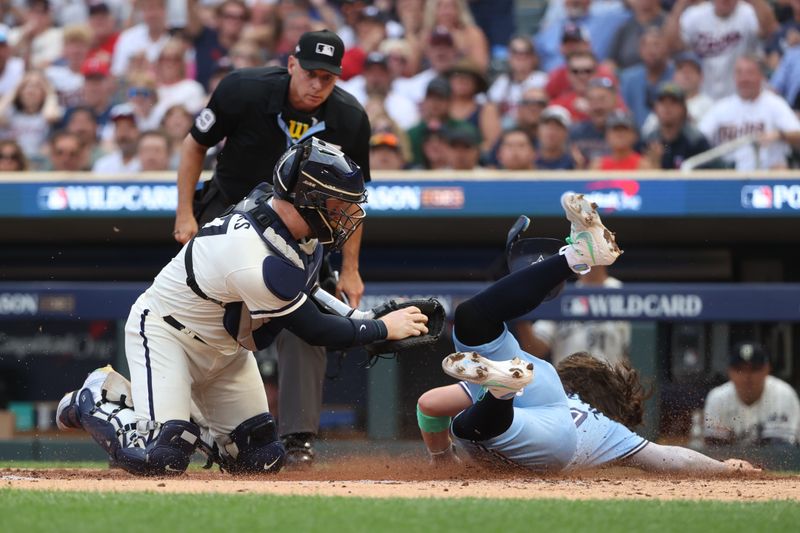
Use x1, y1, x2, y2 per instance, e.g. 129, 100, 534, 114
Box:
281, 433, 316, 470
56, 365, 118, 431
559, 192, 622, 274
442, 352, 534, 400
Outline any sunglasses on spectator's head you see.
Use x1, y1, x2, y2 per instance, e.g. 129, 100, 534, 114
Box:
128, 87, 155, 98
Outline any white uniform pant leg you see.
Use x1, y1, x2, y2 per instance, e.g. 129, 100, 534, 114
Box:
125, 304, 198, 424
192, 347, 270, 440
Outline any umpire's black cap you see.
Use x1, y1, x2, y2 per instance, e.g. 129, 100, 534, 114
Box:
294, 29, 345, 76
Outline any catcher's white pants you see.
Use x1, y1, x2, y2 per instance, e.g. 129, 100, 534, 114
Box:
125, 296, 269, 441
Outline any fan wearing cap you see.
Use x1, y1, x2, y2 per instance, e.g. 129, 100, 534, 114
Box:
337, 51, 419, 129
551, 51, 623, 122
544, 27, 618, 101
590, 110, 651, 170
339, 5, 389, 81
704, 342, 800, 446
642, 82, 714, 170
568, 75, 624, 165
369, 131, 406, 170
85, 1, 120, 65
420, 0, 490, 72
406, 75, 465, 167
176, 29, 372, 468
534, 1, 630, 73
392, 26, 459, 104
92, 103, 141, 173
536, 105, 578, 169
445, 58, 500, 154
445, 121, 482, 170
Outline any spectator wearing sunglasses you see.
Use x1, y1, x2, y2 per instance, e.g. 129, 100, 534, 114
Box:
184, 0, 251, 91
48, 130, 88, 172
551, 51, 621, 122
0, 139, 28, 171
545, 26, 616, 101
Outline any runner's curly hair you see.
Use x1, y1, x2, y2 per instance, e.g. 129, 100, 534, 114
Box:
556, 352, 651, 430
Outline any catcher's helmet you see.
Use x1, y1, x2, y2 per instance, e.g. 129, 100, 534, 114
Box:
507, 237, 567, 301
273, 138, 367, 251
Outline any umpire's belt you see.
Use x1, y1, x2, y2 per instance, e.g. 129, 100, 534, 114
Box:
163, 315, 208, 345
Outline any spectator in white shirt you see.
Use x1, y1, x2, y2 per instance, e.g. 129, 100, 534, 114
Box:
698, 55, 800, 170
488, 37, 547, 129
111, 0, 170, 77
150, 39, 206, 126
45, 24, 91, 108
9, 0, 64, 69
0, 25, 25, 99
665, 0, 776, 99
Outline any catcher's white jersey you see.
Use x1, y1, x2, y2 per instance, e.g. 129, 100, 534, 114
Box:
143, 210, 321, 354
703, 376, 800, 445
532, 277, 631, 366
680, 1, 761, 99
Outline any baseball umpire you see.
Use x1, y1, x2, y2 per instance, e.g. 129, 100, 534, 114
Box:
56, 139, 431, 476
173, 29, 372, 466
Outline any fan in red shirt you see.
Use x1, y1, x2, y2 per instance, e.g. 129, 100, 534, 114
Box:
592, 110, 651, 170
85, 1, 120, 66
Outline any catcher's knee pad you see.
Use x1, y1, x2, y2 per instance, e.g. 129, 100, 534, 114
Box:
76, 386, 142, 458
115, 420, 200, 476
217, 413, 285, 474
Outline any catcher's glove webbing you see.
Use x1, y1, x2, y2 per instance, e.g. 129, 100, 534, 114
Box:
363, 298, 446, 366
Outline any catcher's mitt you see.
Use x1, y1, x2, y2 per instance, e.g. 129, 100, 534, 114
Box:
364, 298, 446, 359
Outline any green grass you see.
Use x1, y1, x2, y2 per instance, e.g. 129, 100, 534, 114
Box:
0, 490, 797, 533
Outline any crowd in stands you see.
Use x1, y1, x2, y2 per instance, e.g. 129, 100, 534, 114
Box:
0, 0, 799, 173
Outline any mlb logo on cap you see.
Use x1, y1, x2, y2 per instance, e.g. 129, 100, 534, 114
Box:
316, 43, 335, 57
295, 30, 345, 75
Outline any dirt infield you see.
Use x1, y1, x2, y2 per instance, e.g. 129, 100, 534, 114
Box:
4, 457, 800, 501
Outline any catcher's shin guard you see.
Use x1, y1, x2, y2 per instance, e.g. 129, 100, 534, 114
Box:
115, 420, 200, 476
215, 413, 286, 474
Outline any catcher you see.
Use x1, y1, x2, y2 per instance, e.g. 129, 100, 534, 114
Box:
416, 192, 757, 473
55, 138, 444, 476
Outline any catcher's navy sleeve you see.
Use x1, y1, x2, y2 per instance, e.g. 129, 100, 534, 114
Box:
271, 297, 388, 349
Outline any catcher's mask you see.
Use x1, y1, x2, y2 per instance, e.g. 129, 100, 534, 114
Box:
507, 237, 566, 301
273, 138, 367, 251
